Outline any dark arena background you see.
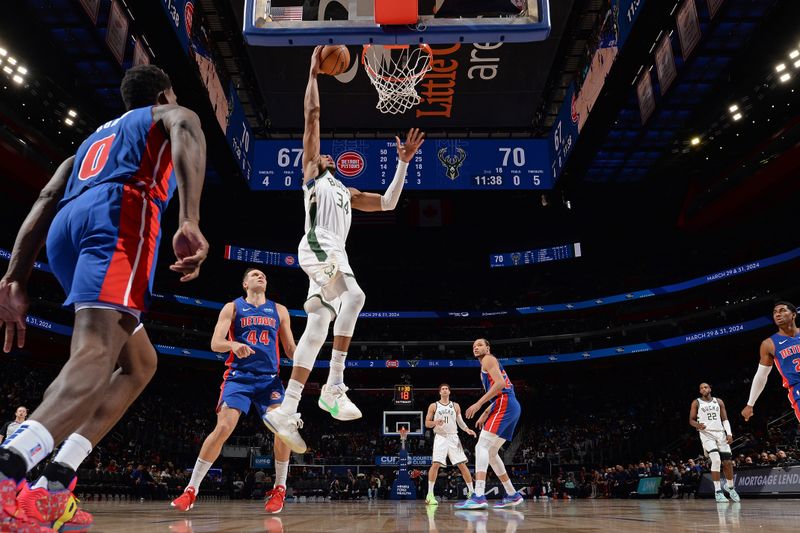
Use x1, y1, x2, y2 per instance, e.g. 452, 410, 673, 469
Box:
1, 0, 800, 531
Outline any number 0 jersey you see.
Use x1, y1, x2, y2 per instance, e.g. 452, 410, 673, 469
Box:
61, 106, 177, 213
226, 297, 281, 375
772, 332, 800, 389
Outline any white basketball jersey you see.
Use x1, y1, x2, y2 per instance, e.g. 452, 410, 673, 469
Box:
433, 401, 458, 435
697, 397, 724, 432
304, 171, 352, 244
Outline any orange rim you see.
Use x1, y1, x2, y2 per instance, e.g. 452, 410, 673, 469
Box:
362, 44, 432, 83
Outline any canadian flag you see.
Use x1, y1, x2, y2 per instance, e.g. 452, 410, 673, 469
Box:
410, 198, 452, 227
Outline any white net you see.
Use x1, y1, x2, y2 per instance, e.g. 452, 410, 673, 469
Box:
362, 45, 433, 115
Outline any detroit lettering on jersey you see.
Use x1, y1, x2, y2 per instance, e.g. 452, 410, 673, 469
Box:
61, 106, 176, 212
239, 316, 277, 328
778, 344, 800, 359
770, 333, 800, 389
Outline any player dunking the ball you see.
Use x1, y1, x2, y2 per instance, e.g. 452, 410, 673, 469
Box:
742, 302, 800, 423
0, 65, 208, 531
425, 384, 476, 505
264, 46, 425, 453
171, 268, 296, 514
457, 339, 524, 510
689, 383, 740, 503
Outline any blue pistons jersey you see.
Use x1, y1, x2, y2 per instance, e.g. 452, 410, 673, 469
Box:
480, 359, 521, 441
772, 332, 800, 389
226, 297, 281, 375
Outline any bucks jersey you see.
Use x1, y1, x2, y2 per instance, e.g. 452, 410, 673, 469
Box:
433, 401, 458, 435
696, 397, 724, 433
304, 170, 352, 245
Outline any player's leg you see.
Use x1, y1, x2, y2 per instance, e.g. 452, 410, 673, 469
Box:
719, 444, 739, 502
264, 291, 334, 453
319, 274, 364, 420
18, 325, 156, 530
449, 436, 474, 495
704, 437, 727, 502
426, 462, 441, 505
456, 463, 475, 496
455, 432, 494, 509
260, 378, 290, 514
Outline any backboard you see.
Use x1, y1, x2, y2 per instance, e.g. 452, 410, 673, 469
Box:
243, 0, 551, 46
382, 410, 424, 436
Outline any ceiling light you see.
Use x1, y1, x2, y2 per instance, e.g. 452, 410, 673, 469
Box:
2, 66, 12, 74
64, 118, 74, 126
691, 137, 701, 146
12, 75, 23, 84
790, 50, 800, 59
16, 66, 26, 75
7, 57, 16, 66
0, 48, 6, 57
68, 109, 77, 117
732, 113, 742, 121
728, 104, 738, 113
780, 73, 791, 83
794, 59, 800, 69
776, 63, 787, 72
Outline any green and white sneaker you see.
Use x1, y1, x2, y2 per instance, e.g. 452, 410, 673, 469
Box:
319, 383, 362, 421
724, 485, 740, 502
425, 493, 438, 506
715, 490, 728, 503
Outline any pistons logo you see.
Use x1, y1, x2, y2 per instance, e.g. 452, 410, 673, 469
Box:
184, 1, 194, 37
284, 255, 296, 266
386, 360, 399, 368
336, 151, 365, 178
271, 391, 282, 400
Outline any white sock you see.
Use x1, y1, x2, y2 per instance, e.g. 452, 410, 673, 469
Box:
428, 480, 435, 494
327, 350, 347, 386
275, 459, 289, 487
474, 479, 485, 497
713, 480, 721, 491
1, 420, 54, 471
189, 458, 213, 492
279, 379, 304, 415
466, 481, 474, 494
502, 479, 516, 495
726, 479, 734, 489
53, 433, 93, 471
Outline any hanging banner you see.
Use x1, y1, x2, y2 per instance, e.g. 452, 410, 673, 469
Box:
106, 0, 130, 65
676, 0, 702, 60
636, 69, 656, 125
707, 0, 725, 19
133, 39, 151, 66
654, 33, 677, 95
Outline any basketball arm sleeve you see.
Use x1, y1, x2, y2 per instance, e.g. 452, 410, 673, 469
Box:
456, 413, 470, 432
747, 364, 772, 406
723, 420, 732, 436
380, 160, 408, 211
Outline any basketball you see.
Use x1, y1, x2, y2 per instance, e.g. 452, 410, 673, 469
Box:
319, 45, 350, 76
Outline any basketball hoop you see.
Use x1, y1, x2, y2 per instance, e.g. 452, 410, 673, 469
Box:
398, 427, 409, 450
362, 44, 433, 115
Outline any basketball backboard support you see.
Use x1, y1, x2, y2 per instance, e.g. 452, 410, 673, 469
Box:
243, 0, 551, 46
382, 411, 424, 436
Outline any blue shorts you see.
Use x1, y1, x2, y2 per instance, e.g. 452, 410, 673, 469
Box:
46, 183, 163, 312
217, 369, 285, 417
484, 394, 521, 442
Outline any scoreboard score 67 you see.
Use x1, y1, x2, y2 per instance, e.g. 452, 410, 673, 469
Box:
251, 139, 553, 191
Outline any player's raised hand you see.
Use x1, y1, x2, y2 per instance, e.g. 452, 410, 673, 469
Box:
465, 402, 482, 419
741, 405, 754, 422
310, 45, 323, 76
396, 128, 425, 163
232, 342, 255, 359
0, 278, 28, 353
170, 220, 209, 282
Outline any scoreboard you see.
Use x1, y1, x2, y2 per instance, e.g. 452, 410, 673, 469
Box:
490, 242, 582, 268
393, 384, 414, 407
251, 139, 552, 191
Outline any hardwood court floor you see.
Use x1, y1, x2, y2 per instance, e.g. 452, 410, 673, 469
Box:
84, 498, 800, 532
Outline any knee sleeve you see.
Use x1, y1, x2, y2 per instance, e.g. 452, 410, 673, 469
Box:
293, 307, 333, 370
475, 432, 500, 475
709, 451, 721, 472
332, 275, 366, 337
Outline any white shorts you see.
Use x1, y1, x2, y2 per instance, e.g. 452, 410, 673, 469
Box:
432, 433, 468, 465
299, 228, 353, 315
700, 430, 731, 455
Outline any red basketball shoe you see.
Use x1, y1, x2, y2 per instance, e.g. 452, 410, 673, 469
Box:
170, 487, 197, 512
264, 485, 286, 514
0, 478, 54, 533
15, 481, 92, 532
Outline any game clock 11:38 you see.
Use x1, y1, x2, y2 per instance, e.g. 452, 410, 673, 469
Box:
394, 384, 413, 407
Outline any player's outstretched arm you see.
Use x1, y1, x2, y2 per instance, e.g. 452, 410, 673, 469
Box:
0, 156, 73, 352
349, 128, 425, 212
276, 303, 296, 359
211, 302, 254, 359
155, 104, 209, 282
454, 403, 476, 437
742, 339, 775, 421
302, 46, 323, 182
